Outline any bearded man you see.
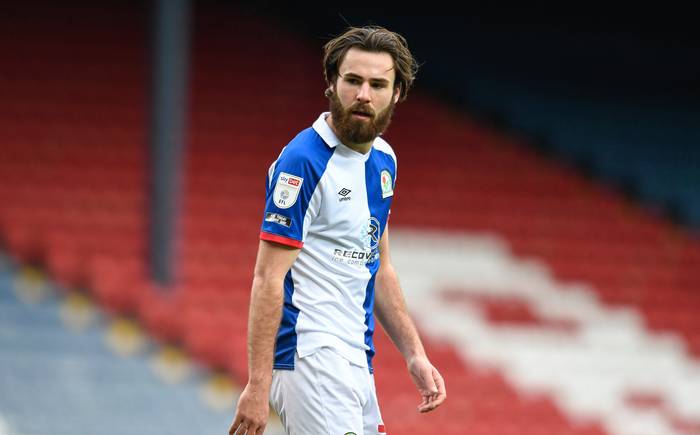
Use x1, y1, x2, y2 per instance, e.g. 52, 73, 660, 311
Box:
230, 26, 446, 435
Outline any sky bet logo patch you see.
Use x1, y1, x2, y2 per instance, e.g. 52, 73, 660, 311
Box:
273, 172, 303, 209
265, 212, 292, 228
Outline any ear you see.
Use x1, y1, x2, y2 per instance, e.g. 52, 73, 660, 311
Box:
325, 83, 336, 98
393, 87, 401, 104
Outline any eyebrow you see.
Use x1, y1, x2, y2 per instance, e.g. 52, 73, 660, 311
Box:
341, 72, 391, 85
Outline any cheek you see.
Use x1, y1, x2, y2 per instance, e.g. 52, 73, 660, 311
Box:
376, 95, 394, 112
338, 90, 356, 107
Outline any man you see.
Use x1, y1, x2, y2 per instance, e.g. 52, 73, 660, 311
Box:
229, 26, 446, 435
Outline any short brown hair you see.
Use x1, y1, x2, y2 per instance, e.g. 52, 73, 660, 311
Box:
323, 26, 418, 103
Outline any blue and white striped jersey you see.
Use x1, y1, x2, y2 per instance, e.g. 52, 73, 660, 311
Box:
260, 112, 397, 372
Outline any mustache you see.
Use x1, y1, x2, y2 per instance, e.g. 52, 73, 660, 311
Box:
348, 104, 375, 117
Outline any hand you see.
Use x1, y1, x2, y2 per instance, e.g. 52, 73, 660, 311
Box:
407, 355, 447, 413
229, 382, 270, 435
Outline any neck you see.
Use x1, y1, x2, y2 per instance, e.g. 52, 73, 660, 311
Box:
326, 114, 373, 154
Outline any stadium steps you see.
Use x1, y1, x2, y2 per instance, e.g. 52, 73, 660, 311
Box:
0, 256, 281, 435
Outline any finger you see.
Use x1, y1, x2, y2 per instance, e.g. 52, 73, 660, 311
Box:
229, 413, 243, 434
421, 367, 438, 395
417, 395, 433, 412
434, 368, 446, 396
432, 369, 447, 407
419, 395, 442, 412
419, 395, 444, 412
231, 422, 247, 435
431, 393, 446, 408
418, 391, 444, 411
417, 389, 437, 410
417, 400, 436, 413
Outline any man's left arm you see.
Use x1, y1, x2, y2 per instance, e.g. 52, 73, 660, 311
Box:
374, 225, 447, 413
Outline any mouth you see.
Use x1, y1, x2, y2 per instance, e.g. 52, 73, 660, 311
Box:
351, 111, 372, 120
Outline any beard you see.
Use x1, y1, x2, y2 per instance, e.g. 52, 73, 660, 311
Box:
329, 90, 396, 146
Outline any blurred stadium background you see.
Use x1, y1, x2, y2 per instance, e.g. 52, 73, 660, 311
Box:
1, 2, 699, 434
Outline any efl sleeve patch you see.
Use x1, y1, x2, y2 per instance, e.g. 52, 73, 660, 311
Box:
273, 172, 304, 209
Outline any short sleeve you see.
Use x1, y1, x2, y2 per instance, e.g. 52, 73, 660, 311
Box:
259, 132, 334, 248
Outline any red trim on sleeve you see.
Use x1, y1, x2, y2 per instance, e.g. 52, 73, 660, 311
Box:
260, 231, 304, 248
378, 424, 386, 433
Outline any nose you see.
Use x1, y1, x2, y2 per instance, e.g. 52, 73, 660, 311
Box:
356, 82, 371, 103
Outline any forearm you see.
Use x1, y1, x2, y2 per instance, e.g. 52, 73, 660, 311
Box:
246, 275, 284, 387
374, 264, 426, 362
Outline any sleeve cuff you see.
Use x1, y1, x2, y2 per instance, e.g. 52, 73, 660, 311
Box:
260, 231, 304, 248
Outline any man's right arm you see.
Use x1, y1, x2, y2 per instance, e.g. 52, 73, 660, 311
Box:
229, 239, 300, 435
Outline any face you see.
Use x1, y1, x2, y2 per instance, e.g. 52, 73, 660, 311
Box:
328, 47, 400, 146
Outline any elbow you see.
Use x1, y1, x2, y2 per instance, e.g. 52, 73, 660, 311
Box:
377, 262, 397, 284
252, 270, 286, 295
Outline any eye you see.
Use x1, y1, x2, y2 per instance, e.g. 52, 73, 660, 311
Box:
345, 77, 361, 85
371, 83, 386, 89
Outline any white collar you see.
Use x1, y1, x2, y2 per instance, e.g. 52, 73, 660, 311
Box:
312, 112, 341, 148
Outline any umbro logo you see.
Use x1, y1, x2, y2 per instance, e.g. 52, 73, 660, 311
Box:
338, 188, 352, 202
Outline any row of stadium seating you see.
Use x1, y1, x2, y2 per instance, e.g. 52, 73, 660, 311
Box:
463, 77, 700, 229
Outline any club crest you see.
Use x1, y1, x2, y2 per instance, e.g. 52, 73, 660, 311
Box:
380, 169, 393, 199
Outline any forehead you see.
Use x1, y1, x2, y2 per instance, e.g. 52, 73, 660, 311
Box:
338, 47, 395, 82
